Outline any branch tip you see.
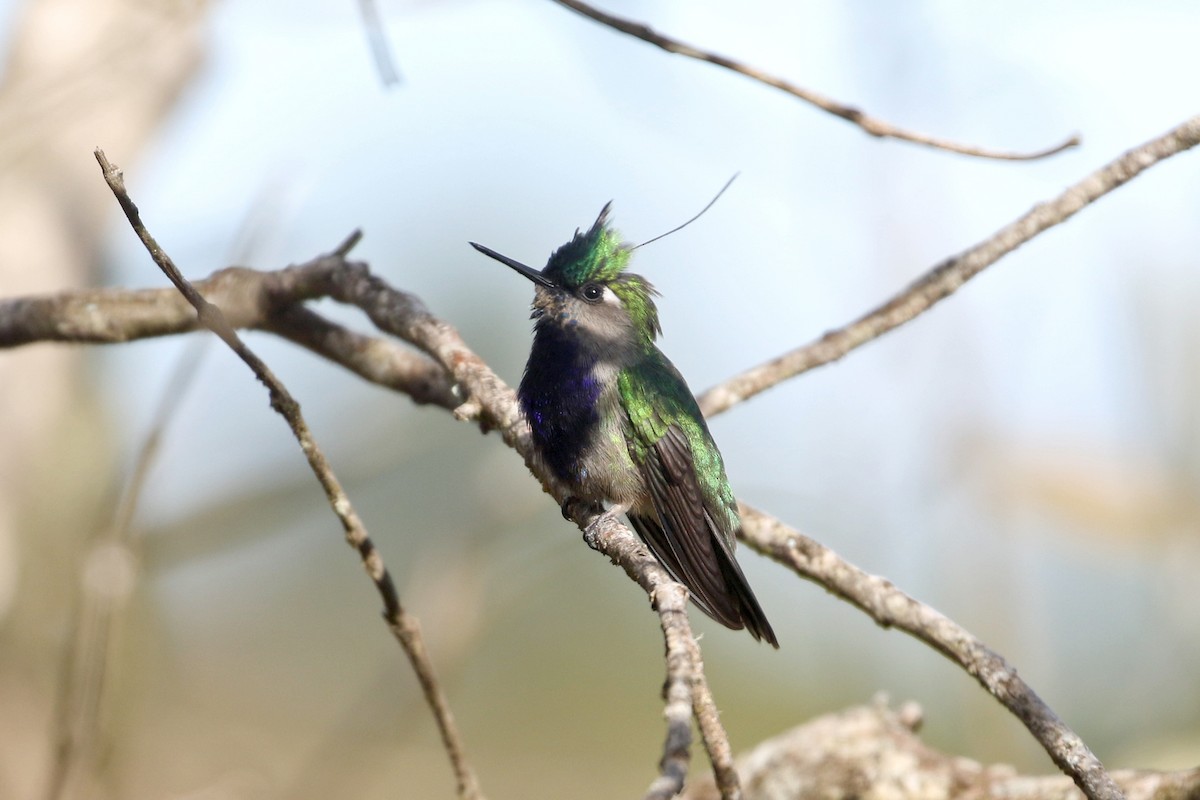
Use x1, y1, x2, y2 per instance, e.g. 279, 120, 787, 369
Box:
334, 228, 364, 257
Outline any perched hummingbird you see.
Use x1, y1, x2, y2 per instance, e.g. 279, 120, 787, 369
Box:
471, 203, 778, 647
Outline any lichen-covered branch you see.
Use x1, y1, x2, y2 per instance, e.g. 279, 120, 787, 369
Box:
680, 701, 1200, 800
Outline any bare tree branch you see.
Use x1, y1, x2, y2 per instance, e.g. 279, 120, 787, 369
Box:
737, 506, 1123, 800
644, 581, 693, 800
685, 635, 741, 800
549, 0, 1078, 161
0, 263, 459, 410
92, 149, 485, 800
681, 701, 1200, 800
264, 305, 459, 409
698, 113, 1200, 417
0, 245, 738, 793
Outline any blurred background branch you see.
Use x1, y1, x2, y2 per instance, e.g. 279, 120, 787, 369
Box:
550, 0, 1079, 160
681, 701, 1200, 800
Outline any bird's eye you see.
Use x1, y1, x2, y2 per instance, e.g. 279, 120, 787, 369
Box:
580, 283, 604, 303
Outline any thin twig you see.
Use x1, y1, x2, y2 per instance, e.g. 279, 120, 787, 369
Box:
698, 113, 1200, 417
48, 172, 301, 800
93, 149, 484, 800
550, 0, 1078, 161
685, 636, 740, 800
737, 505, 1124, 800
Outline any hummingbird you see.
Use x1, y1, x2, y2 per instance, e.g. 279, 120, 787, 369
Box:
470, 203, 778, 647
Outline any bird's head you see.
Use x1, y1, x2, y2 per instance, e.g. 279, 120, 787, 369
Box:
471, 203, 661, 346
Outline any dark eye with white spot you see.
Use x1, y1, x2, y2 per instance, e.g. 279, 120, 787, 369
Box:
580, 283, 603, 303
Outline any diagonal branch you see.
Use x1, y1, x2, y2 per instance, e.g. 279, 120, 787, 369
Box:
93, 149, 485, 800
737, 506, 1123, 800
296, 262, 743, 793
698, 113, 1200, 417
549, 0, 1078, 161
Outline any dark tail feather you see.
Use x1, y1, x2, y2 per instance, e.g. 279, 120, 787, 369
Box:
718, 546, 778, 648
628, 513, 779, 648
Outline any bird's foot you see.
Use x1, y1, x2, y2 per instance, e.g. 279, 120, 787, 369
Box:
560, 496, 604, 522
580, 503, 629, 552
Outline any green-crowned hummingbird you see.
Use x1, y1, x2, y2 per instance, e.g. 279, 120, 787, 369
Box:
471, 204, 777, 646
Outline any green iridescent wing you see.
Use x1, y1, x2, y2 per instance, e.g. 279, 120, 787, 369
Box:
618, 356, 777, 645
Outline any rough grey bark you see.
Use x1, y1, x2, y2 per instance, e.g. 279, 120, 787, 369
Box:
681, 702, 1200, 800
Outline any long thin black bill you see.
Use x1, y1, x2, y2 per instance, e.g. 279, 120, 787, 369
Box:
469, 242, 555, 288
